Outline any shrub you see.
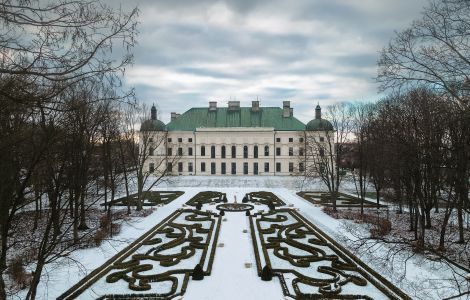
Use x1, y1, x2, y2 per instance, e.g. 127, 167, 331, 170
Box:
93, 228, 108, 246
261, 265, 273, 281
192, 264, 204, 280
370, 219, 392, 238
8, 256, 31, 288
99, 214, 112, 229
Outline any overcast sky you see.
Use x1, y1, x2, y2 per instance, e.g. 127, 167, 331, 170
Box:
116, 0, 429, 123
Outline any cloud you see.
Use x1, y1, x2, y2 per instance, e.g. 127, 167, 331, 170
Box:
114, 0, 429, 123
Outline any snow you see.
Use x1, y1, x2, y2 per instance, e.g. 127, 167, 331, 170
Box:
12, 176, 470, 300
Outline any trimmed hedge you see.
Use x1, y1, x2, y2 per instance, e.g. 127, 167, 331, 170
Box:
101, 191, 185, 207
186, 191, 227, 207
249, 208, 411, 300
244, 191, 286, 207
59, 209, 222, 300
297, 191, 387, 209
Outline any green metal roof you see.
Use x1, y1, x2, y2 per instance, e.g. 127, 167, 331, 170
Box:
166, 107, 306, 131
306, 118, 334, 131
140, 119, 167, 131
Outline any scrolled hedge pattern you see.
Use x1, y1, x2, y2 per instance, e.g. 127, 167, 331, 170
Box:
59, 209, 222, 300
216, 203, 254, 213
186, 191, 227, 207
297, 191, 387, 209
249, 209, 411, 300
102, 191, 185, 207
243, 191, 286, 207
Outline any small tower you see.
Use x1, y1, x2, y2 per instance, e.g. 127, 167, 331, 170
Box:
315, 103, 321, 119
151, 104, 157, 120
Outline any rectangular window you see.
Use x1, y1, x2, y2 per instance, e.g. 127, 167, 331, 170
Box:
178, 147, 183, 156
253, 163, 258, 175
276, 137, 281, 142
320, 148, 325, 157
231, 162, 236, 175
149, 137, 154, 143
289, 147, 293, 156
243, 162, 248, 175
320, 137, 325, 142
178, 162, 183, 173
231, 145, 236, 158
201, 146, 205, 156
221, 162, 226, 175
167, 162, 172, 172
221, 146, 226, 158
188, 138, 193, 142
289, 162, 294, 172
168, 138, 172, 143
254, 146, 258, 158
264, 146, 269, 156
201, 162, 206, 172
289, 137, 293, 142
178, 137, 182, 143
188, 162, 193, 173
264, 162, 269, 173
243, 146, 248, 158
149, 163, 155, 173
299, 163, 304, 172
188, 147, 193, 156
211, 162, 216, 175
276, 147, 281, 156
299, 148, 304, 156
167, 148, 172, 156
211, 146, 216, 158
299, 137, 304, 143
276, 162, 281, 172
149, 147, 154, 156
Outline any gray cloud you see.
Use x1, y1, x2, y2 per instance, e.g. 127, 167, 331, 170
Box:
115, 0, 429, 123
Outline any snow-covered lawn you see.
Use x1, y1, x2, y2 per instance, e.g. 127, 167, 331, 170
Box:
13, 176, 470, 300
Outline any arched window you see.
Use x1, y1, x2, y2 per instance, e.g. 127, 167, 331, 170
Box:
254, 145, 258, 158
221, 145, 226, 158
211, 145, 216, 158
243, 145, 248, 158
264, 145, 269, 156
231, 145, 236, 158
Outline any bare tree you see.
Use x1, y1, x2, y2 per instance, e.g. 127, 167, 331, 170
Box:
378, 0, 470, 108
304, 103, 353, 210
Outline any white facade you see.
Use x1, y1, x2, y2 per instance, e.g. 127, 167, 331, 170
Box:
142, 101, 332, 176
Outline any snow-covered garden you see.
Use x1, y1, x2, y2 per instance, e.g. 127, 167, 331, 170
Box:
9, 176, 469, 300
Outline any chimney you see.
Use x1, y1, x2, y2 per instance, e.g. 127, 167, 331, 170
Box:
228, 101, 240, 111
209, 101, 217, 111
171, 112, 177, 121
283, 101, 290, 117
251, 100, 260, 112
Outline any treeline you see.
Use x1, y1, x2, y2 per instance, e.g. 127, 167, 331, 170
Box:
356, 88, 469, 251
351, 0, 470, 252
0, 1, 142, 299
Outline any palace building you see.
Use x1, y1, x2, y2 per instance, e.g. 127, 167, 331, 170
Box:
140, 100, 333, 176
